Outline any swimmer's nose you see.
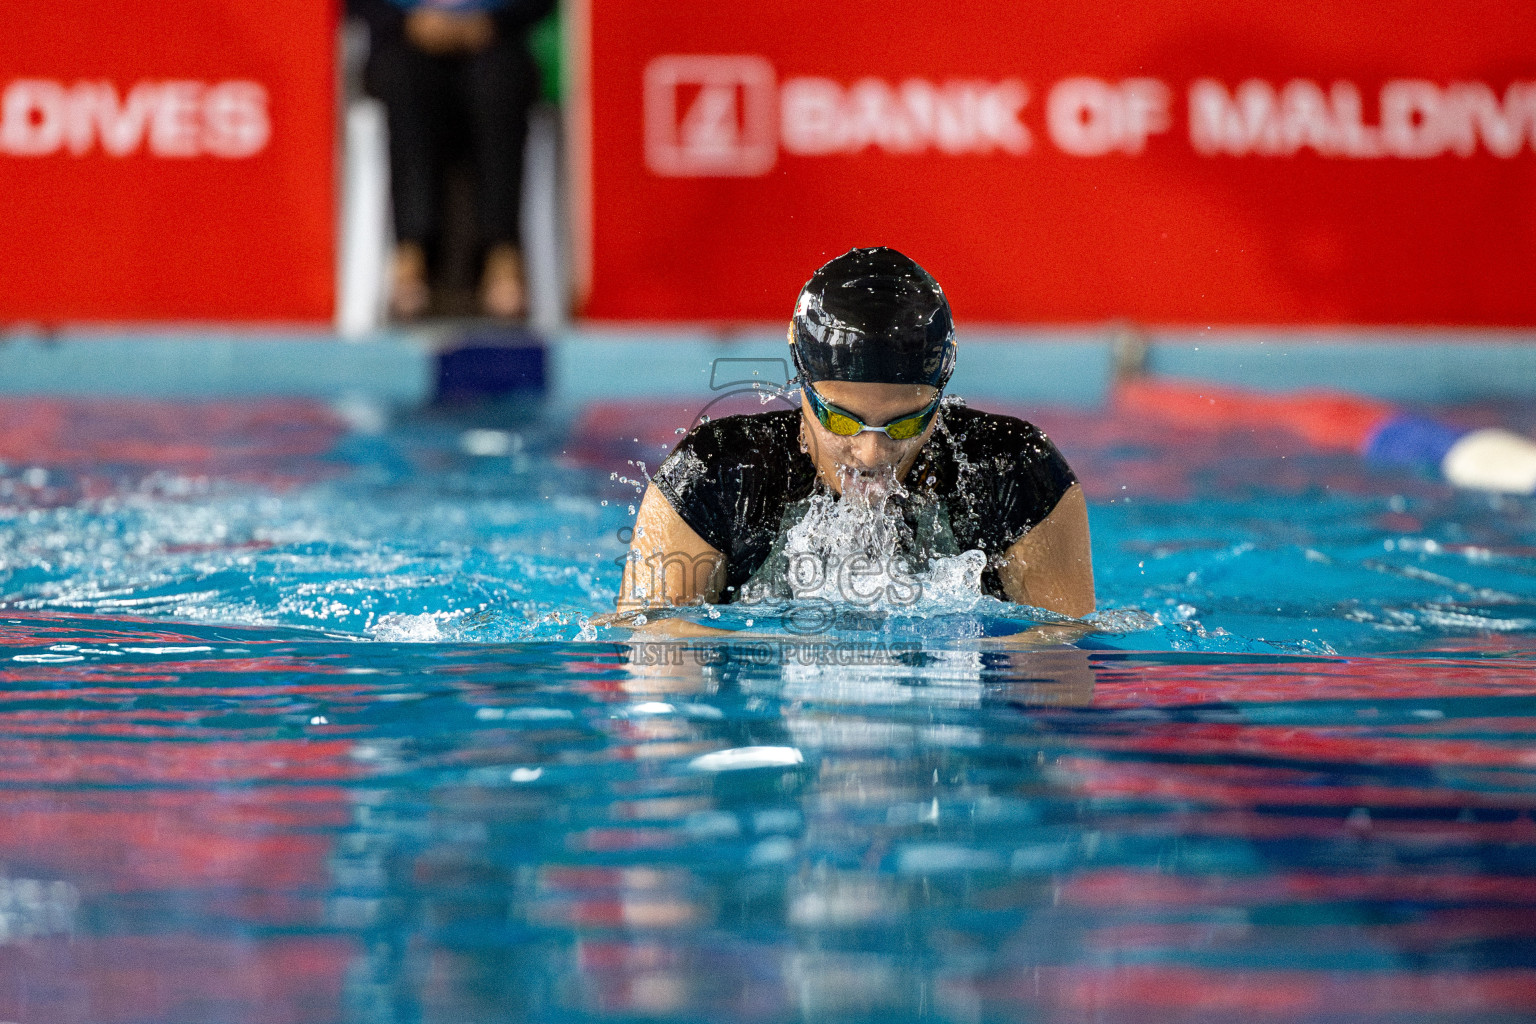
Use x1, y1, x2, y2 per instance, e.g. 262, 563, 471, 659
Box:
846, 432, 900, 468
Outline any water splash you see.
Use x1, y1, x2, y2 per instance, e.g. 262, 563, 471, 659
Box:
1, 397, 1532, 655
770, 469, 985, 614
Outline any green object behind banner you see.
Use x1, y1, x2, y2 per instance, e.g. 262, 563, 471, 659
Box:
528, 6, 562, 104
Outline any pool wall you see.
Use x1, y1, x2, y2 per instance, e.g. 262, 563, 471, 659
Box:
3, 326, 1535, 408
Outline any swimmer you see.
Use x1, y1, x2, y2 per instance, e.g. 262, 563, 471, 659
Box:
611, 247, 1094, 641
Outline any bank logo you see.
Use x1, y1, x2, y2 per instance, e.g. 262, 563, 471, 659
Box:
643, 55, 777, 177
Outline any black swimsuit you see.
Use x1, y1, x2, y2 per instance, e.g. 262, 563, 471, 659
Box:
651, 403, 1077, 601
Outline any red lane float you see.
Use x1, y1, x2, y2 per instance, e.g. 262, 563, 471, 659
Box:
1113, 377, 1536, 493
1113, 378, 1395, 452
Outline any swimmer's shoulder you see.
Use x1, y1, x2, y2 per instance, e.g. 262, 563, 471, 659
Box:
938, 403, 1077, 535
653, 410, 801, 542
670, 409, 799, 463
940, 403, 1063, 464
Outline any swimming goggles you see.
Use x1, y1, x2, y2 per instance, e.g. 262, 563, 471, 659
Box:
802, 382, 942, 441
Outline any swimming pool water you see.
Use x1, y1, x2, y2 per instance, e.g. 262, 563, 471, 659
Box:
0, 395, 1534, 1022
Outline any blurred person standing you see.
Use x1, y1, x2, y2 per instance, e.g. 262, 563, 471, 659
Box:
351, 0, 555, 320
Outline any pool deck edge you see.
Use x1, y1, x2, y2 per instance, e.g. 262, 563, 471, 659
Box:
2, 326, 1534, 408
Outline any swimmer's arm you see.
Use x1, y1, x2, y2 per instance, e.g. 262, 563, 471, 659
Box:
997, 482, 1096, 620
629, 617, 737, 639
604, 484, 734, 637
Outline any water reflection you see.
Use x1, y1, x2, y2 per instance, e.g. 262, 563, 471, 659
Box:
1, 619, 1535, 1022
325, 642, 1111, 1022
334, 643, 1536, 1023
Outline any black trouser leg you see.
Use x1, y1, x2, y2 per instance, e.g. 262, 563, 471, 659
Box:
365, 39, 454, 251
463, 37, 538, 251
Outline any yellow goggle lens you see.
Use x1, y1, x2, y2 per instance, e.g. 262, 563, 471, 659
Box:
883, 414, 926, 441
824, 411, 863, 436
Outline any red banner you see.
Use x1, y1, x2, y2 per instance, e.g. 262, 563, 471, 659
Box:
0, 1, 336, 324
575, 0, 1536, 326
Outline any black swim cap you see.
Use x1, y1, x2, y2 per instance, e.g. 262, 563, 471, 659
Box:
790, 247, 956, 388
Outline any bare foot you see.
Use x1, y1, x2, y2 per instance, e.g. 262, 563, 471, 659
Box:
390, 242, 430, 321
405, 9, 495, 54
479, 244, 526, 320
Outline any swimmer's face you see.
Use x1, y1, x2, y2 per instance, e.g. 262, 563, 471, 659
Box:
800, 380, 940, 496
